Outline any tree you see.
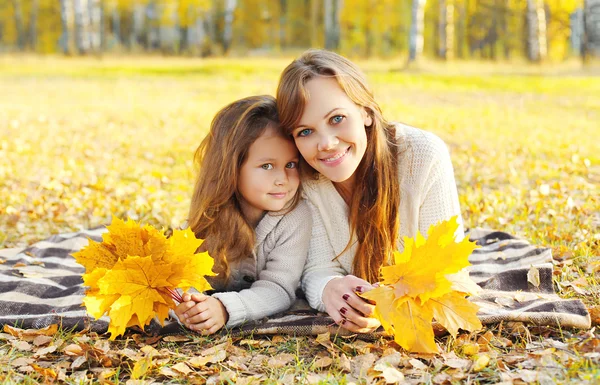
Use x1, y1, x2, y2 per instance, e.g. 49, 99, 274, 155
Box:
10, 0, 25, 50
409, 0, 426, 62
583, 0, 600, 59
324, 0, 341, 50
526, 0, 547, 61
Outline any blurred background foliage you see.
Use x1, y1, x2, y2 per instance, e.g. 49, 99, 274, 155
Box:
0, 0, 599, 62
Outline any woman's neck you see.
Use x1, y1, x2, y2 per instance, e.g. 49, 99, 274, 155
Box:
332, 174, 355, 206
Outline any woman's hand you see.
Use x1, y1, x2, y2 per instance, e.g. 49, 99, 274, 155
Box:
322, 275, 381, 333
173, 293, 229, 335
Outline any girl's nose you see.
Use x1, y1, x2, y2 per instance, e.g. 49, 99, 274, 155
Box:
274, 170, 288, 186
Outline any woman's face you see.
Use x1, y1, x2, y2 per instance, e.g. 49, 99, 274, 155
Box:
291, 76, 372, 184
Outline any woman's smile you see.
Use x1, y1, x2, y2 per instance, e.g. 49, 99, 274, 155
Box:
319, 146, 351, 166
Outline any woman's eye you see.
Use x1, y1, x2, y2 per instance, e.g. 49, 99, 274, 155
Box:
286, 161, 298, 169
261, 164, 273, 170
330, 115, 344, 124
297, 128, 312, 137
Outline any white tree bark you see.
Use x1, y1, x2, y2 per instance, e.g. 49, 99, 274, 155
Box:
584, 0, 600, 57
438, 0, 454, 59
222, 0, 237, 53
60, 0, 74, 54
324, 0, 342, 50
409, 0, 427, 62
74, 0, 91, 54
526, 0, 547, 62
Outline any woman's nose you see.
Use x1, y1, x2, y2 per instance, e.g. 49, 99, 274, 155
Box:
317, 133, 339, 152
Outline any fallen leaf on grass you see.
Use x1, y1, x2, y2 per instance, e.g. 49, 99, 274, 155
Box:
188, 349, 227, 367
471, 354, 490, 372
589, 305, 600, 326
31, 364, 58, 381
131, 354, 153, 379
32, 335, 53, 346
311, 354, 333, 370
10, 340, 32, 351
267, 353, 295, 368
3, 324, 58, 340
171, 362, 193, 375
162, 335, 190, 342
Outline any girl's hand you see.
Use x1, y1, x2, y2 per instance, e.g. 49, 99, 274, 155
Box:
180, 293, 229, 335
322, 275, 381, 333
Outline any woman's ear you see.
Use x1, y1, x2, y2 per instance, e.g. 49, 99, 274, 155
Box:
362, 108, 373, 127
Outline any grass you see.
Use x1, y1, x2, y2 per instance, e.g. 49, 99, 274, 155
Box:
0, 55, 598, 384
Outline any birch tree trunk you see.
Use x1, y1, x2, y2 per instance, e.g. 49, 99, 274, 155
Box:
88, 0, 102, 53
130, 2, 145, 49
438, 0, 454, 59
324, 0, 341, 50
310, 0, 319, 47
279, 0, 288, 50
74, 0, 90, 54
60, 0, 74, 54
526, 0, 547, 62
11, 0, 25, 50
222, 0, 237, 53
583, 0, 600, 59
409, 0, 427, 62
30, 0, 40, 51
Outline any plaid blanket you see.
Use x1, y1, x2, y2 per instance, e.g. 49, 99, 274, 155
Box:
0, 227, 591, 338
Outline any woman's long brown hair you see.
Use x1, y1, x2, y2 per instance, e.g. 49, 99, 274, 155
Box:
276, 49, 400, 284
188, 95, 291, 284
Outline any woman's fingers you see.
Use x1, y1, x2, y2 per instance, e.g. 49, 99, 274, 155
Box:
343, 291, 376, 317
341, 316, 381, 333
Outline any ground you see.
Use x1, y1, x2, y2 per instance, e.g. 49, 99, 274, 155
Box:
0, 56, 598, 384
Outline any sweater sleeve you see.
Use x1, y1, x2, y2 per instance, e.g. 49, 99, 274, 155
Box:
300, 200, 346, 312
418, 134, 465, 241
212, 201, 312, 328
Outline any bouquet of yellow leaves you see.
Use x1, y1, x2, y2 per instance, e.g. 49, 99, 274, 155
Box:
361, 216, 483, 353
73, 217, 215, 339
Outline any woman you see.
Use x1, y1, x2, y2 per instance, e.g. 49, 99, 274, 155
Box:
276, 49, 463, 333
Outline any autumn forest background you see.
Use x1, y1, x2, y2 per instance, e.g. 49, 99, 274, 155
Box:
0, 0, 599, 384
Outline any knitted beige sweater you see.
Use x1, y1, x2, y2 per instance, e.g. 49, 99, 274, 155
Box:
301, 124, 464, 312
211, 200, 312, 327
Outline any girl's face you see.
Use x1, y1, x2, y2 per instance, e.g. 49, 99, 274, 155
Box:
238, 125, 300, 224
291, 76, 371, 185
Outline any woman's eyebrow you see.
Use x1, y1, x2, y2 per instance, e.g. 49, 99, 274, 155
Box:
297, 108, 342, 129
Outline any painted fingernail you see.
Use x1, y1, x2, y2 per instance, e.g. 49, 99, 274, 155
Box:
355, 286, 363, 293
340, 307, 348, 315
342, 294, 350, 301
340, 319, 346, 325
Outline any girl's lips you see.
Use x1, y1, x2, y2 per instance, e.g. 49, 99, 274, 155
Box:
268, 192, 288, 199
320, 146, 350, 167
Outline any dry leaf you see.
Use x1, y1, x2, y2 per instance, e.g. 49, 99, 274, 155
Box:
312, 355, 333, 370
130, 354, 153, 379
471, 354, 490, 372
162, 335, 190, 342
267, 353, 295, 368
171, 362, 193, 375
527, 266, 540, 288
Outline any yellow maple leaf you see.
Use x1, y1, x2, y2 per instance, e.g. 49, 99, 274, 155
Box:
362, 216, 482, 353
76, 217, 216, 339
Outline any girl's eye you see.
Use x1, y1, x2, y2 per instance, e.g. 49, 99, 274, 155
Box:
297, 128, 312, 137
330, 115, 344, 124
261, 164, 273, 170
286, 161, 298, 169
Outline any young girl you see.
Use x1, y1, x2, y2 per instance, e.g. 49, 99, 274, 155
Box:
276, 50, 463, 333
174, 95, 311, 335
